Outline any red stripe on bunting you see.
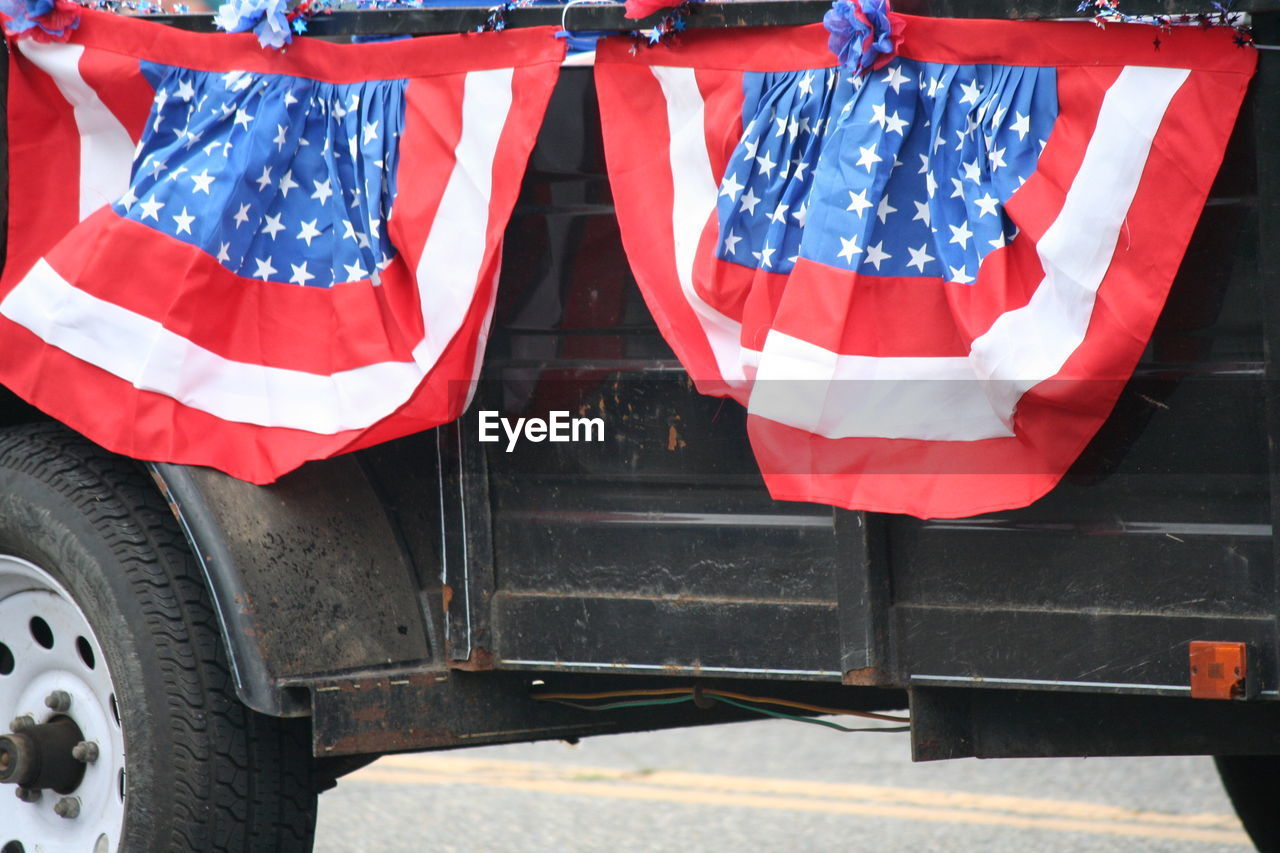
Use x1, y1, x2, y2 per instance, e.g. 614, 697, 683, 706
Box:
76, 45, 153, 143
44, 209, 419, 373
68, 9, 566, 83
597, 18, 1255, 75
3, 47, 81, 295
596, 58, 729, 393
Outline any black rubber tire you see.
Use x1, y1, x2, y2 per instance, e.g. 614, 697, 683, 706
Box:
0, 422, 318, 852
1215, 755, 1279, 852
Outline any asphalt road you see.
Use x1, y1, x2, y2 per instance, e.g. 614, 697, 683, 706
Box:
312, 718, 1249, 852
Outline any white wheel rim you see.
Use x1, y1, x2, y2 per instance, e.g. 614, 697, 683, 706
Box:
0, 555, 126, 853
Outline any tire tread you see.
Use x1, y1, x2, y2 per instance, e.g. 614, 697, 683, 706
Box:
0, 423, 316, 853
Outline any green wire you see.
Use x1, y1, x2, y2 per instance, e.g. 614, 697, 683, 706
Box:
710, 696, 910, 733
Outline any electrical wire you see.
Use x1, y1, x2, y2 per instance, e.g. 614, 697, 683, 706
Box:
531, 687, 911, 733
533, 687, 909, 724
708, 696, 910, 734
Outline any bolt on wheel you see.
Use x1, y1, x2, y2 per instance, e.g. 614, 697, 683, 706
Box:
0, 555, 125, 853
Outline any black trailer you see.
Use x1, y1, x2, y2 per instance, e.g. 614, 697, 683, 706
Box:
2, 2, 1280, 851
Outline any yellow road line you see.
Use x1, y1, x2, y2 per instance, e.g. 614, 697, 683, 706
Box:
346, 757, 1248, 846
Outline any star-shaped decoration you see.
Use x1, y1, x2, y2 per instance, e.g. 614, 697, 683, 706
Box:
284, 89, 299, 107
962, 159, 982, 184
752, 242, 775, 268
172, 207, 195, 235
1010, 112, 1031, 141
343, 260, 369, 282
912, 200, 931, 227
252, 256, 277, 281
876, 195, 897, 225
791, 158, 810, 181
255, 167, 273, 191
990, 232, 1008, 250
856, 144, 882, 172
739, 187, 762, 216
798, 71, 815, 96
719, 172, 745, 201
232, 203, 252, 228
297, 219, 322, 246
274, 124, 288, 152
118, 186, 138, 212
312, 179, 334, 205
989, 147, 1007, 170
261, 213, 286, 239
882, 64, 910, 95
173, 79, 195, 101
289, 262, 316, 286
792, 202, 808, 228
974, 193, 1000, 218
864, 241, 892, 271
191, 170, 215, 195
742, 138, 758, 162
950, 177, 966, 200
147, 156, 168, 178
233, 108, 254, 131
906, 244, 935, 273
948, 221, 974, 249
837, 235, 863, 264
363, 120, 380, 146
341, 220, 358, 241
278, 171, 299, 198
138, 197, 164, 221
870, 103, 888, 129
958, 79, 983, 106
723, 230, 742, 256
774, 116, 788, 138
215, 242, 231, 263
884, 111, 909, 136
847, 189, 872, 217
948, 265, 976, 285
926, 173, 939, 199
755, 150, 777, 177
768, 202, 789, 224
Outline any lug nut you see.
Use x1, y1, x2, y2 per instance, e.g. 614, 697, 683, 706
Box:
53, 796, 81, 819
72, 741, 99, 764
45, 690, 72, 713
15, 786, 41, 803
9, 715, 35, 732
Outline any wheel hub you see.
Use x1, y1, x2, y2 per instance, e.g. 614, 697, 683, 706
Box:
0, 556, 126, 853
0, 714, 88, 793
